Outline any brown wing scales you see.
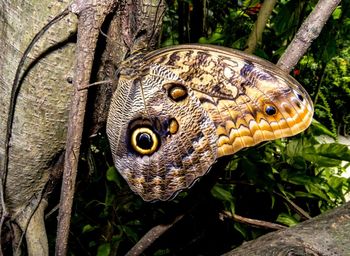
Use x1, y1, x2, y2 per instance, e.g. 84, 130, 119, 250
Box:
146, 45, 313, 157
107, 44, 314, 201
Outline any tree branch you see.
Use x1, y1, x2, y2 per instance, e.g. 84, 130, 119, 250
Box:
220, 211, 287, 230
245, 0, 278, 54
277, 0, 341, 72
125, 215, 184, 256
55, 1, 116, 255
223, 202, 350, 255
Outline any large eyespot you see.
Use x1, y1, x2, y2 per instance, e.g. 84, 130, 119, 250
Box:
265, 105, 277, 116
131, 127, 159, 155
165, 83, 188, 102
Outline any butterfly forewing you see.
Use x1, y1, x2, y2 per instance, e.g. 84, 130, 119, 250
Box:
144, 45, 313, 156
107, 44, 314, 201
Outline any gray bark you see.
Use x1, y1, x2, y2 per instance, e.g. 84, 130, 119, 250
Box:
0, 0, 77, 254
0, 0, 165, 254
277, 0, 341, 72
224, 201, 350, 255
0, 0, 76, 213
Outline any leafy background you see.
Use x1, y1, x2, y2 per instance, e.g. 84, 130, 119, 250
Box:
45, 0, 350, 255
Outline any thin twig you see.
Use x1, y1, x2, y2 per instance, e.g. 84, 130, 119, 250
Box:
125, 215, 184, 256
277, 0, 341, 72
221, 211, 287, 230
245, 0, 278, 54
77, 80, 112, 91
274, 192, 311, 220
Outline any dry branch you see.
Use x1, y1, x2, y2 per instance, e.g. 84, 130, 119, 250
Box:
55, 1, 116, 255
126, 215, 184, 256
221, 211, 287, 231
245, 0, 278, 54
277, 0, 341, 72
223, 202, 350, 255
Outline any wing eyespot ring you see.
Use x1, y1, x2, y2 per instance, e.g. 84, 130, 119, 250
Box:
265, 105, 277, 116
165, 83, 188, 102
131, 127, 159, 155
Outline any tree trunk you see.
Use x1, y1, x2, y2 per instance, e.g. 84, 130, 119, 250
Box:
0, 0, 76, 254
0, 0, 165, 254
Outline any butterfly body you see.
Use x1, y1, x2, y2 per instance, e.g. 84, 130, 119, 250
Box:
107, 44, 313, 201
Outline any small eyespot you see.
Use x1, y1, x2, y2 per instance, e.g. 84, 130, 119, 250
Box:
297, 93, 304, 102
265, 105, 277, 116
166, 83, 188, 102
294, 90, 304, 102
131, 127, 159, 155
169, 118, 179, 134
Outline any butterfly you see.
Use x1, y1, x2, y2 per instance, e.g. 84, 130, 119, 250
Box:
106, 44, 314, 201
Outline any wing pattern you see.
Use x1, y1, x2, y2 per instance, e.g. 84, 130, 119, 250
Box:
107, 44, 314, 201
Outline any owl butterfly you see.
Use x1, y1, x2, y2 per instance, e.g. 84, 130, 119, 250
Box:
107, 44, 313, 201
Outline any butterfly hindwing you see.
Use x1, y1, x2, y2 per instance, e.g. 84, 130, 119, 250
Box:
107, 44, 314, 201
107, 59, 218, 201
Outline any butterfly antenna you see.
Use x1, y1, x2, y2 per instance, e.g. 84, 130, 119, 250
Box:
78, 79, 112, 91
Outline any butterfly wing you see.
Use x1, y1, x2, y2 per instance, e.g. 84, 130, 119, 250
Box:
107, 57, 218, 201
107, 44, 314, 201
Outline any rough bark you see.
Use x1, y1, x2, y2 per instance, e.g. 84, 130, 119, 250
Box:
224, 201, 350, 255
0, 0, 76, 215
0, 0, 165, 254
277, 0, 341, 72
55, 1, 117, 255
0, 0, 77, 254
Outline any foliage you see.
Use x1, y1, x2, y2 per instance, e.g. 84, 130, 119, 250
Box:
45, 0, 350, 255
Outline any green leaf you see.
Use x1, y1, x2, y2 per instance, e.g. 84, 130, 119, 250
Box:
276, 213, 299, 227
104, 185, 115, 210
122, 225, 139, 243
332, 6, 342, 20
106, 166, 122, 188
280, 169, 315, 186
234, 223, 248, 239
313, 143, 350, 162
97, 243, 110, 256
211, 184, 234, 202
82, 224, 97, 234
154, 249, 171, 256
305, 183, 330, 201
295, 191, 317, 199
286, 139, 350, 167
310, 120, 336, 138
